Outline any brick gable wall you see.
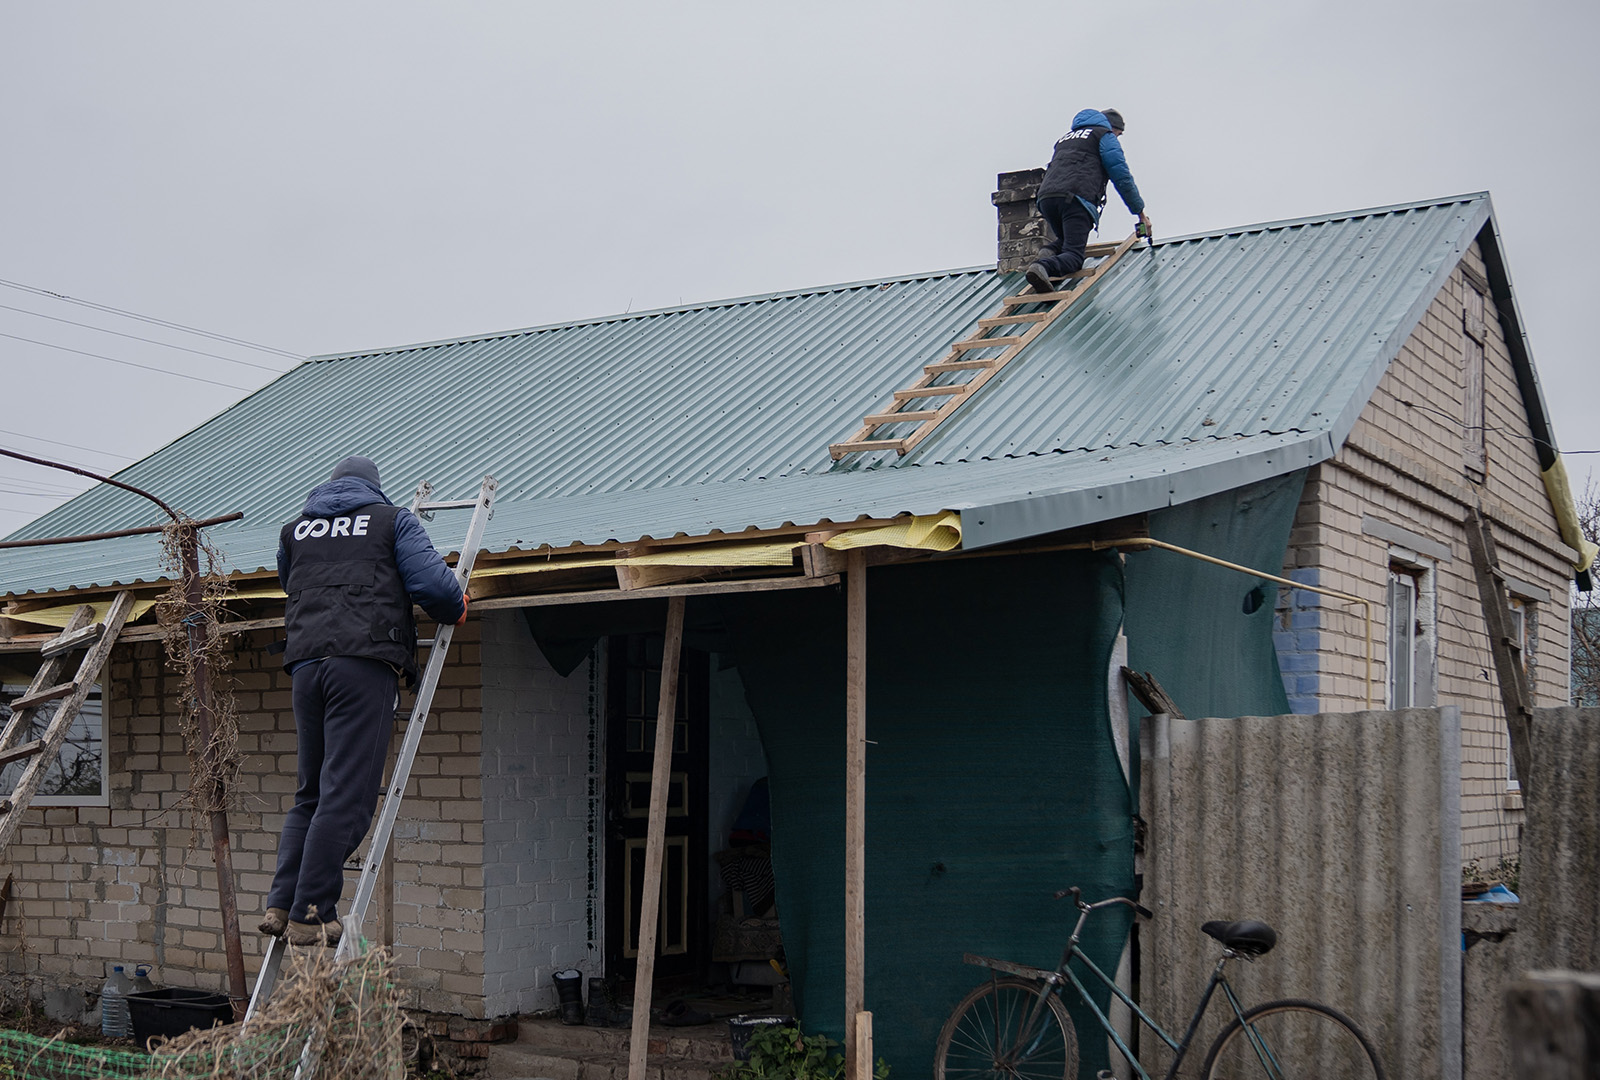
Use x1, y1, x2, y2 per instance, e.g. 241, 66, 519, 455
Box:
1278, 241, 1574, 860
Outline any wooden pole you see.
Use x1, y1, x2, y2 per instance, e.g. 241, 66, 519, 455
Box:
844, 551, 868, 1080
179, 526, 247, 1015
626, 596, 687, 1080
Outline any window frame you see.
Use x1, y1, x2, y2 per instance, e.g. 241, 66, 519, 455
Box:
0, 662, 110, 808
1462, 283, 1488, 481
1504, 594, 1534, 792
1386, 551, 1438, 709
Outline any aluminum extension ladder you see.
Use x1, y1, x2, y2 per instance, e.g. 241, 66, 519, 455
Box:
245, 474, 496, 1020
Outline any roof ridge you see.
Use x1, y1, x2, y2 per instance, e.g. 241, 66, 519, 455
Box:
308, 265, 998, 362
1155, 191, 1490, 248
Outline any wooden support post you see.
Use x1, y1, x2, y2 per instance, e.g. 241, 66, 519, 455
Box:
626, 595, 687, 1080
844, 551, 868, 1080
854, 1011, 873, 1080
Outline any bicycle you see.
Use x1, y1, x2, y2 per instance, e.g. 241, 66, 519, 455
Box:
934, 887, 1384, 1080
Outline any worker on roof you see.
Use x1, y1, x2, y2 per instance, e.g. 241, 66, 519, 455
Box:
261, 455, 467, 947
1025, 108, 1151, 296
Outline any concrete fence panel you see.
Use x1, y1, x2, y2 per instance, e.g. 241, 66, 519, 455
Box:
1140, 707, 1461, 1080
1521, 706, 1600, 972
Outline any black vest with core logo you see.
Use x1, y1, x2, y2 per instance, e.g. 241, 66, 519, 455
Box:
279, 502, 417, 680
1036, 125, 1111, 207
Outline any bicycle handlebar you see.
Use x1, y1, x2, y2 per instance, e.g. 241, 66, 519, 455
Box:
1053, 886, 1154, 920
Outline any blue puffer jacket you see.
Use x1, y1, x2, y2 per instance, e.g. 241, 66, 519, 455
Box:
276, 476, 466, 625
1040, 108, 1145, 223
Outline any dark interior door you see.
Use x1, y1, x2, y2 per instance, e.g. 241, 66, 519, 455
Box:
604, 634, 709, 982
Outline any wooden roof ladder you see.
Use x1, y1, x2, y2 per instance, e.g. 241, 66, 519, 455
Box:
0, 590, 137, 854
829, 230, 1142, 460
1464, 506, 1534, 790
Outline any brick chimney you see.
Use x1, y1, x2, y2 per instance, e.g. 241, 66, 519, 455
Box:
992, 169, 1046, 273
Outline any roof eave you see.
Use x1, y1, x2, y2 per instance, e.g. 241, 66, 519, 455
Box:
958, 432, 1337, 551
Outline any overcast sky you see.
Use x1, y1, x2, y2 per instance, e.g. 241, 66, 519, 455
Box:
1, 0, 1595, 539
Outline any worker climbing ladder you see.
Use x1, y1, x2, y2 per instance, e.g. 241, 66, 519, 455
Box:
829, 230, 1143, 460
0, 590, 137, 854
246, 474, 497, 1020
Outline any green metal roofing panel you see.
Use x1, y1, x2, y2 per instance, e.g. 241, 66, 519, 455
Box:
0, 193, 1513, 598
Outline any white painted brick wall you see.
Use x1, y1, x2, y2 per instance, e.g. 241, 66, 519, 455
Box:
479, 609, 600, 1017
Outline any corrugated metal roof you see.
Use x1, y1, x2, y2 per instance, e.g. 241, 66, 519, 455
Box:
0, 193, 1506, 597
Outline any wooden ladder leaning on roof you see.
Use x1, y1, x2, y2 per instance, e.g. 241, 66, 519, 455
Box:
0, 590, 137, 854
829, 230, 1142, 460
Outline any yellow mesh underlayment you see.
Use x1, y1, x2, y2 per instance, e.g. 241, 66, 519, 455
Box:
4, 598, 159, 630
1542, 458, 1598, 572
823, 511, 963, 552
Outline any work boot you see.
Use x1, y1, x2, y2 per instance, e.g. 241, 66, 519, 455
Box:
258, 907, 289, 937
553, 970, 585, 1025
1025, 263, 1053, 295
286, 918, 342, 947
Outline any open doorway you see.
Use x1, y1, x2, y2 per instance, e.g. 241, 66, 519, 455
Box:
603, 634, 710, 982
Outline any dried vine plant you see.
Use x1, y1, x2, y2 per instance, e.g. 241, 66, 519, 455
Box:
155, 521, 244, 817
149, 945, 405, 1080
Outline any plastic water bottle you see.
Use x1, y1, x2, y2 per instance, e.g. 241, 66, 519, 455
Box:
130, 966, 156, 995
101, 965, 133, 1037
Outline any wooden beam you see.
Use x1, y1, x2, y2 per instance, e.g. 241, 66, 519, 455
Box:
0, 741, 42, 769
844, 550, 868, 1080
6, 683, 76, 712
616, 562, 710, 591
854, 1011, 874, 1080
1121, 668, 1185, 719
949, 336, 1023, 352
40, 622, 105, 659
627, 595, 687, 1080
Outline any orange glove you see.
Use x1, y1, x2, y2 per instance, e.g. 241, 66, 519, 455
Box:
455, 591, 470, 626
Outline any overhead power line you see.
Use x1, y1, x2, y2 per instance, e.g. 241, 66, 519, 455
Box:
0, 276, 301, 359
0, 430, 130, 462
0, 300, 292, 373
0, 330, 254, 391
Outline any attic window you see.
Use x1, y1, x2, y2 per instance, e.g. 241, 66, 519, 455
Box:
1462, 285, 1487, 481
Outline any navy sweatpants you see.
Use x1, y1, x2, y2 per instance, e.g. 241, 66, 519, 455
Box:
266, 656, 397, 924
1034, 196, 1098, 278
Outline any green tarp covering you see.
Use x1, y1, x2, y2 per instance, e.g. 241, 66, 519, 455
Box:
714, 549, 1134, 1078
1125, 470, 1308, 721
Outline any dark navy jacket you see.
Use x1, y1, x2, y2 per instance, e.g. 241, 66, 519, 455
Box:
276, 476, 465, 677
1036, 108, 1145, 223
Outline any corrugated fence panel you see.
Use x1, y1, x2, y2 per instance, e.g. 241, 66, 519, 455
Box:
1522, 706, 1600, 970
1141, 708, 1461, 1080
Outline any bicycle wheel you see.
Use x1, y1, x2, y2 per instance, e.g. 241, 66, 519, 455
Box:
934, 976, 1078, 1080
1200, 998, 1384, 1080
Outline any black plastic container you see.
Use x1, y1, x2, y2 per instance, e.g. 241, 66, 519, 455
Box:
127, 987, 234, 1044
726, 1014, 792, 1061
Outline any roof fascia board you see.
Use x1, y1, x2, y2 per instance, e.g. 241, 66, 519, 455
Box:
1474, 203, 1559, 468
959, 431, 1335, 551
1326, 198, 1493, 450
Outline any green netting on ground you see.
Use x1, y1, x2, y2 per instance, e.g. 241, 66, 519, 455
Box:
714, 549, 1134, 1080
0, 1029, 151, 1080
146, 947, 402, 1080
1124, 470, 1309, 721
0, 947, 403, 1080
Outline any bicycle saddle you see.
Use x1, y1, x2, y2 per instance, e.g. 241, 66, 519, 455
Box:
1201, 919, 1278, 956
